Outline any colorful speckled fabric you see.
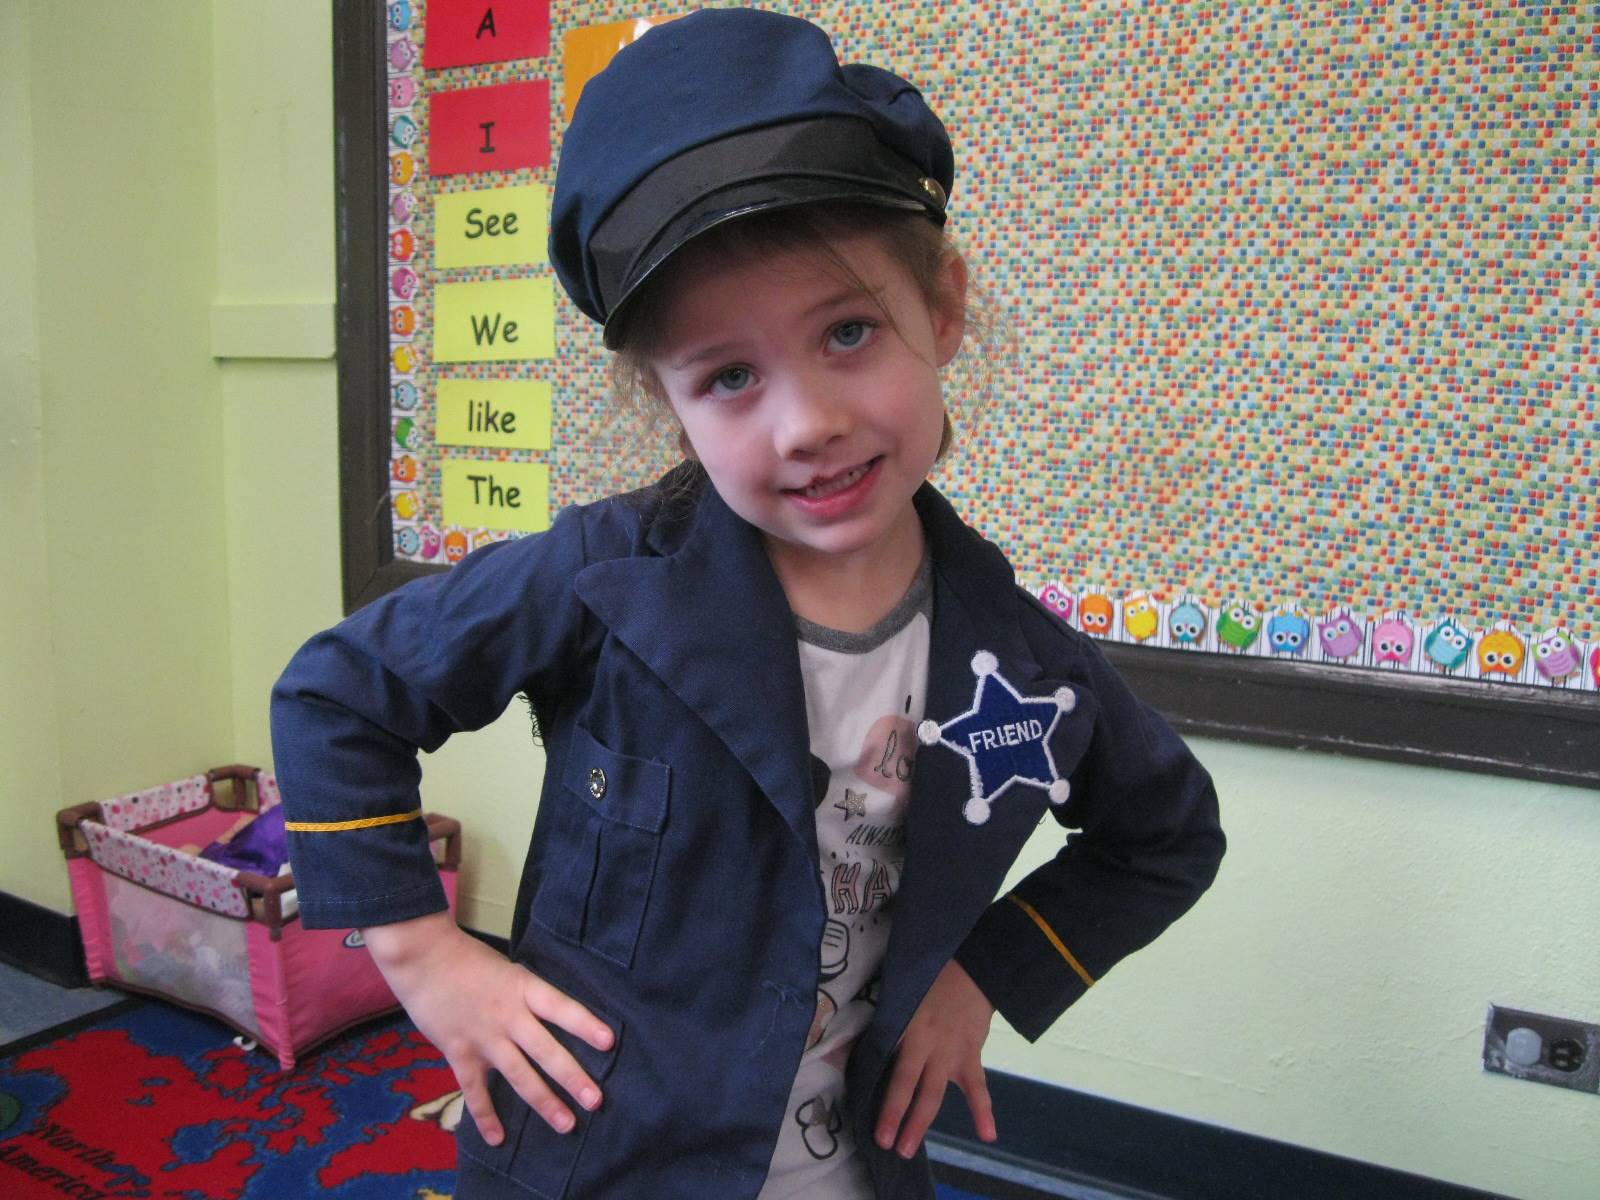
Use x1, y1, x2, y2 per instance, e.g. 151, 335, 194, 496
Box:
381, 1, 1597, 690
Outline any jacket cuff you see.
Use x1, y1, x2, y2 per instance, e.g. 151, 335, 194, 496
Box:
954, 893, 1094, 1042
295, 876, 449, 930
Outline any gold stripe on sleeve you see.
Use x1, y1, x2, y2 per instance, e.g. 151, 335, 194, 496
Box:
1007, 893, 1096, 989
283, 808, 424, 833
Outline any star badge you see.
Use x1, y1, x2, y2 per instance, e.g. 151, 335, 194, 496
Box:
917, 652, 1076, 825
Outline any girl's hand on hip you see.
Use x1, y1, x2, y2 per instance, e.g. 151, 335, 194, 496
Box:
875, 958, 997, 1159
362, 911, 614, 1145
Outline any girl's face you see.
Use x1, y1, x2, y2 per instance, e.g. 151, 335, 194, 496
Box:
648, 233, 965, 584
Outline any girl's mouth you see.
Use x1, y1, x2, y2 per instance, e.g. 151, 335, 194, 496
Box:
795, 460, 875, 499
784, 457, 883, 513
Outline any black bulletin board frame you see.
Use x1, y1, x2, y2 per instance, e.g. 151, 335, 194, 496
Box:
331, 3, 1599, 791
336, 2, 436, 611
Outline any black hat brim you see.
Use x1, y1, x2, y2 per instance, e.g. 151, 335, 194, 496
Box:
592, 116, 948, 349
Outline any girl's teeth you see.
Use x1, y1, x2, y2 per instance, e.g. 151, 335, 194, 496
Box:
803, 463, 869, 498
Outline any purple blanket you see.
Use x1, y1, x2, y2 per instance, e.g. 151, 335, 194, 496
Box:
199, 805, 289, 875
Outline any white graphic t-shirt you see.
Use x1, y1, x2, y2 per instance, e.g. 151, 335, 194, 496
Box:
758, 561, 931, 1200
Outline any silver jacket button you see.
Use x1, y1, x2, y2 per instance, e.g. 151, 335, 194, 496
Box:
588, 767, 607, 801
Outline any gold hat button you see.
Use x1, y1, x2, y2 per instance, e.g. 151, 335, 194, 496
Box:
919, 177, 947, 207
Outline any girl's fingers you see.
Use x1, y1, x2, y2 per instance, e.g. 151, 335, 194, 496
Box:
511, 1014, 605, 1114
957, 1066, 997, 1142
524, 975, 616, 1053
458, 1070, 505, 1147
492, 1041, 577, 1134
874, 1052, 924, 1149
895, 1069, 949, 1158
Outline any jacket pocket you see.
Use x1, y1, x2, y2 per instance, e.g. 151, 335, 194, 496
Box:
455, 1000, 624, 1198
531, 723, 670, 969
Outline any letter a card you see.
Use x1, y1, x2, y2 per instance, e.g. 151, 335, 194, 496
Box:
425, 0, 550, 69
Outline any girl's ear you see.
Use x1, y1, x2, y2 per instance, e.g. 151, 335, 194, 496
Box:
932, 251, 969, 368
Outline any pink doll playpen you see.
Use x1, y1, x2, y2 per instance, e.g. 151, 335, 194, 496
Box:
56, 764, 460, 1069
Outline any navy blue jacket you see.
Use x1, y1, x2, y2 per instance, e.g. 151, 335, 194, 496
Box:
271, 472, 1223, 1199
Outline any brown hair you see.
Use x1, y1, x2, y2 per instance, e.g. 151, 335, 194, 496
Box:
606, 203, 1006, 471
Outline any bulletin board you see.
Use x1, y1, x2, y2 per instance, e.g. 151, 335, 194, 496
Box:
334, 0, 1599, 787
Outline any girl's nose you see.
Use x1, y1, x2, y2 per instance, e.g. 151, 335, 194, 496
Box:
774, 376, 853, 458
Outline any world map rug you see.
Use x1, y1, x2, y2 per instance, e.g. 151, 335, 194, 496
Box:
0, 999, 999, 1200
0, 1001, 457, 1199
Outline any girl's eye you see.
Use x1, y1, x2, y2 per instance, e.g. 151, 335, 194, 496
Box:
706, 365, 753, 396
828, 320, 873, 351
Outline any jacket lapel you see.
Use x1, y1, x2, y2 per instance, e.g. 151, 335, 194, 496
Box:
572, 482, 818, 852
873, 487, 1094, 1043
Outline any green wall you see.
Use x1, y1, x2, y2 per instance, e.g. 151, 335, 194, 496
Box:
3, 4, 1596, 1197
2, 2, 230, 914
1, 4, 64, 912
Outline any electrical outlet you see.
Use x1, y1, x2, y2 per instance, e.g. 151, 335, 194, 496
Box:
1483, 1004, 1600, 1095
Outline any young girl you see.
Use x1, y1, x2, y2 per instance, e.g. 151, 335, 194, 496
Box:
272, 10, 1223, 1199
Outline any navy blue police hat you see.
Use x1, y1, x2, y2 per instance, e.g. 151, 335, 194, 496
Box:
549, 7, 954, 347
